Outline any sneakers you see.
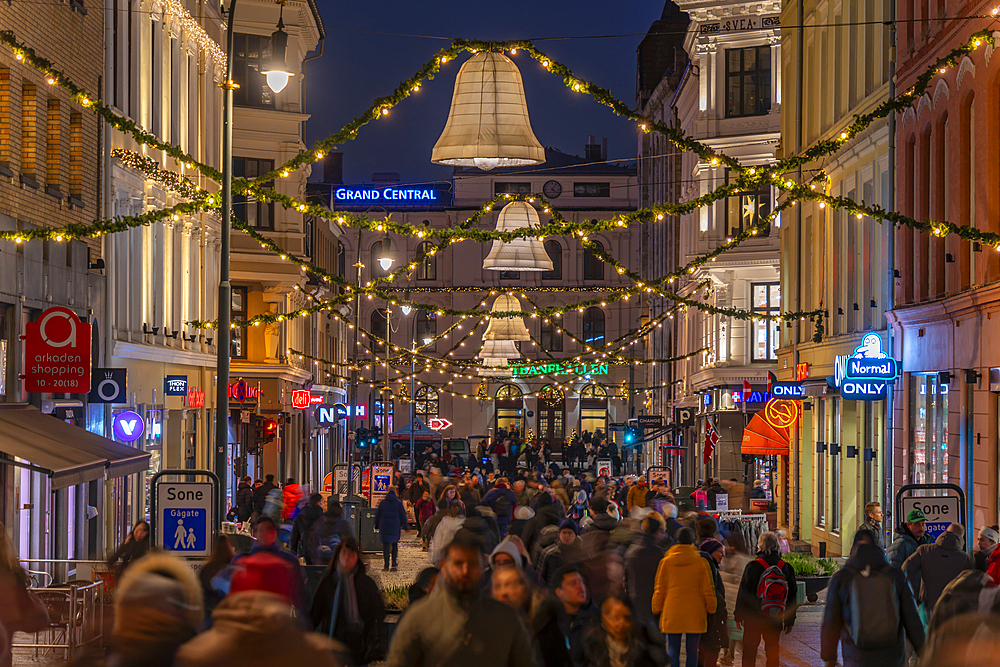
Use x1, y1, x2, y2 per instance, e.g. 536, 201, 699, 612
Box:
390, 564, 398, 571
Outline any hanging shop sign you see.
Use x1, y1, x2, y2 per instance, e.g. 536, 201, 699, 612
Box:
23, 306, 91, 393
768, 372, 805, 399
833, 333, 900, 400
112, 410, 145, 442
164, 375, 188, 396
763, 398, 801, 430
187, 387, 205, 408
316, 403, 348, 425
89, 368, 127, 403
228, 380, 259, 403
291, 389, 312, 409
509, 361, 608, 377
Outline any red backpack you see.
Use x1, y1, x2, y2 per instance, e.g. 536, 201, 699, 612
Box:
755, 558, 789, 618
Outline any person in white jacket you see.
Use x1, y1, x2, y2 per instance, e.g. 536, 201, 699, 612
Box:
430, 501, 466, 566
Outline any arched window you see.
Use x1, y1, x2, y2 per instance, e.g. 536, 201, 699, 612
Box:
416, 240, 436, 281
582, 307, 605, 345
583, 240, 604, 280
370, 241, 390, 278
415, 310, 436, 351
370, 308, 387, 352
538, 385, 565, 404
580, 384, 608, 399
540, 318, 562, 351
541, 240, 562, 280
415, 386, 439, 420
496, 384, 523, 400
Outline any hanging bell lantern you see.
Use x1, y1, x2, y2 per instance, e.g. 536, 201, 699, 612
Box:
483, 294, 531, 341
477, 339, 521, 366
431, 52, 545, 171
483, 201, 553, 272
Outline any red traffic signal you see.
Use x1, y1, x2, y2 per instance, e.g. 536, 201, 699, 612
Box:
264, 419, 278, 442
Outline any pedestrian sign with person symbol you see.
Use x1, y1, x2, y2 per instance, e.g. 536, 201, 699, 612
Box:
164, 509, 206, 552
373, 475, 390, 493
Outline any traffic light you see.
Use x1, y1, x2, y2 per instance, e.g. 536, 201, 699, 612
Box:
369, 427, 381, 448
625, 423, 641, 445
355, 428, 369, 448
263, 419, 278, 443
250, 415, 266, 454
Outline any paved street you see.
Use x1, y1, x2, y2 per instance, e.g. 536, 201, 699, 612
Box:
365, 530, 833, 666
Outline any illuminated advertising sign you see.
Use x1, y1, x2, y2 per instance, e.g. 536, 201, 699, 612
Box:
510, 362, 608, 377
334, 184, 450, 207
228, 381, 259, 403
833, 333, 899, 400
768, 372, 805, 399
291, 389, 312, 409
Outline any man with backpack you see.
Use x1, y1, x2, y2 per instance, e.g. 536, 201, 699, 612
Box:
821, 531, 924, 667
734, 531, 797, 667
482, 477, 517, 537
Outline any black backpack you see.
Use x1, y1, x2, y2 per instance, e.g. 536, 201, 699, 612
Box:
494, 492, 513, 521
847, 565, 900, 649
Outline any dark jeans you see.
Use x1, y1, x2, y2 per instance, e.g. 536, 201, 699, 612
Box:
667, 633, 700, 667
382, 541, 398, 568
741, 622, 780, 667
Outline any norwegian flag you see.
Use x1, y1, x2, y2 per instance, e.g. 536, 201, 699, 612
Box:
704, 418, 719, 464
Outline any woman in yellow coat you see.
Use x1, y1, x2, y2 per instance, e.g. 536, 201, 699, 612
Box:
651, 527, 717, 667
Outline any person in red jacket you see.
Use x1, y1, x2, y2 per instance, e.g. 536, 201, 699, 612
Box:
976, 525, 1000, 584
282, 478, 303, 521
413, 491, 436, 537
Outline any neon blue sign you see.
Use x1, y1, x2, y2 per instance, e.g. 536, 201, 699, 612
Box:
834, 333, 899, 401
335, 186, 443, 205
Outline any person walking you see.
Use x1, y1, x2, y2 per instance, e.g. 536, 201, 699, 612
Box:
307, 499, 355, 567
887, 508, 932, 569
429, 501, 466, 567
252, 474, 277, 517
651, 527, 717, 667
627, 479, 648, 512
734, 531, 797, 667
233, 516, 306, 612
290, 493, 324, 562
553, 564, 601, 667
374, 487, 408, 571
108, 520, 150, 577
413, 490, 436, 539
821, 532, 925, 667
0, 525, 48, 667
539, 518, 584, 587
281, 477, 303, 522
856, 501, 885, 549
482, 477, 517, 537
310, 535, 386, 666
902, 523, 974, 613
235, 476, 254, 523
492, 563, 573, 667
699, 539, 729, 667
974, 525, 1000, 583
581, 596, 667, 667
623, 511, 668, 622
387, 528, 537, 667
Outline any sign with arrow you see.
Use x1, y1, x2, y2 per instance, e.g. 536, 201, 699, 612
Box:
429, 417, 452, 431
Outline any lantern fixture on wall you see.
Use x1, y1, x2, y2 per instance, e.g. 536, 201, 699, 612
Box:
431, 52, 545, 171
482, 294, 531, 341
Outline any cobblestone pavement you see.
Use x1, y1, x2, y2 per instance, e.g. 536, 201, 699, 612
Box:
368, 530, 835, 666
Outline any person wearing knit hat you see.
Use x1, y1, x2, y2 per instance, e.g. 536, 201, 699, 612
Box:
568, 491, 589, 526
977, 524, 1000, 584
698, 538, 730, 665
538, 519, 584, 587
489, 540, 523, 571
109, 552, 205, 667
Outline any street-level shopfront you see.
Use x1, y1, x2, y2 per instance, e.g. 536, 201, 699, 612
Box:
696, 382, 772, 487
780, 331, 890, 557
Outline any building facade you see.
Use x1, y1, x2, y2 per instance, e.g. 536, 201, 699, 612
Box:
647, 1, 783, 487
890, 3, 1000, 537
0, 1, 111, 561
316, 142, 640, 466
777, 0, 893, 556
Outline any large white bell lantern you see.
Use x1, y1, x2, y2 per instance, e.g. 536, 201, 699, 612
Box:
477, 339, 521, 366
431, 52, 545, 171
483, 201, 553, 272
482, 294, 531, 341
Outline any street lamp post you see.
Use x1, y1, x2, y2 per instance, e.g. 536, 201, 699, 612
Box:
215, 0, 292, 519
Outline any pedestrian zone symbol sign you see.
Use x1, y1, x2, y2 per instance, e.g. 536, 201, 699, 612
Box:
373, 475, 390, 493
164, 509, 206, 553
156, 481, 213, 558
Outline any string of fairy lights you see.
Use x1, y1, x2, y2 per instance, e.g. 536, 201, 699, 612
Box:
2, 25, 998, 393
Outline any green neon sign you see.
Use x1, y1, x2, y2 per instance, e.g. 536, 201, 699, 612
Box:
509, 362, 609, 377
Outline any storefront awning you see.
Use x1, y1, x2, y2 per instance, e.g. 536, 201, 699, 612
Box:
741, 411, 790, 456
0, 405, 150, 489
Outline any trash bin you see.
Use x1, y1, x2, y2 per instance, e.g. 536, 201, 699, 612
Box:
358, 508, 381, 553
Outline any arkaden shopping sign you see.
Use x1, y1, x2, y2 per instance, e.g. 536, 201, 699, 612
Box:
23, 307, 91, 393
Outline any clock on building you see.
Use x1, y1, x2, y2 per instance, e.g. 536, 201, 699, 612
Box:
542, 180, 562, 199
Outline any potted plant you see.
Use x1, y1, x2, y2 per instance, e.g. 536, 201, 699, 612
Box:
783, 552, 840, 602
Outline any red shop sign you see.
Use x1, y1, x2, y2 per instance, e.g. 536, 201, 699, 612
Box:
229, 381, 259, 402
187, 387, 205, 408
23, 307, 91, 393
291, 389, 312, 409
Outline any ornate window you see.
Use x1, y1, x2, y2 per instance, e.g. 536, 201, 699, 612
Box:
583, 240, 605, 280
582, 307, 605, 346
416, 240, 436, 280
415, 386, 439, 420
496, 384, 523, 400
541, 240, 562, 280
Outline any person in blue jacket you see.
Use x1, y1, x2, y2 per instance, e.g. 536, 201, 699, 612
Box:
374, 488, 409, 571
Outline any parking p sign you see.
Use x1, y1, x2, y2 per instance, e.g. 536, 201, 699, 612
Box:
157, 482, 213, 558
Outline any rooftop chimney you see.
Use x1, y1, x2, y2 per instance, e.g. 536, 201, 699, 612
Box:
585, 136, 607, 162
